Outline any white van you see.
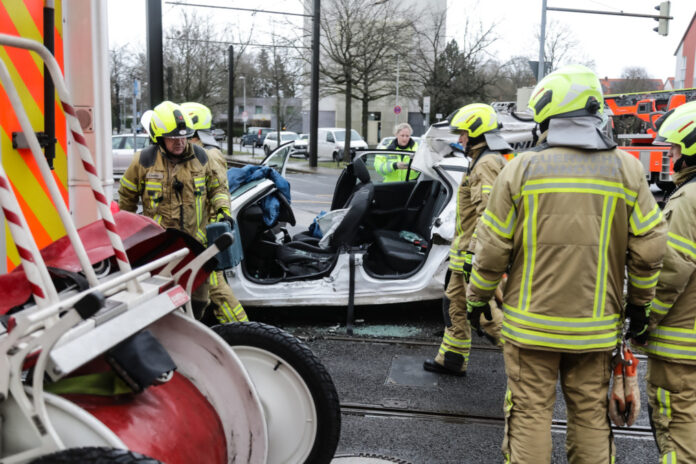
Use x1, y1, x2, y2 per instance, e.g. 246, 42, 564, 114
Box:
317, 128, 368, 161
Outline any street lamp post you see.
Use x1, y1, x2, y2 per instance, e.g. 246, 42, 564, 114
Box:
240, 75, 246, 134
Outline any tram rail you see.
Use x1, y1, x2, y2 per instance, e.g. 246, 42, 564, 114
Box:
340, 402, 654, 439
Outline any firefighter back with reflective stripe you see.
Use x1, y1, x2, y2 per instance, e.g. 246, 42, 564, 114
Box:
647, 172, 696, 362
468, 141, 667, 353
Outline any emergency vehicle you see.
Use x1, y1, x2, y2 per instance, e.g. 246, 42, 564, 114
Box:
0, 2, 340, 463
605, 87, 696, 190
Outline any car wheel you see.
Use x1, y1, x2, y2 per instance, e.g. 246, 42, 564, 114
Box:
29, 447, 161, 463
332, 151, 339, 162
212, 322, 341, 464
264, 145, 270, 156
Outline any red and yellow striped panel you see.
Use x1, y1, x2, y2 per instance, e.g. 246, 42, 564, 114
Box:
1, 0, 67, 271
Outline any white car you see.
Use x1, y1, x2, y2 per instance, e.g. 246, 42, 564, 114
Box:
291, 133, 309, 158
112, 133, 150, 175
224, 123, 470, 308
376, 136, 422, 150
317, 128, 369, 161
263, 131, 298, 155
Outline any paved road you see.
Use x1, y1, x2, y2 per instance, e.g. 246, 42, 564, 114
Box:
250, 305, 660, 464
285, 171, 340, 235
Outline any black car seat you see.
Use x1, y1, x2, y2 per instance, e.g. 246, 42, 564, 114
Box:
277, 160, 374, 279
293, 157, 372, 244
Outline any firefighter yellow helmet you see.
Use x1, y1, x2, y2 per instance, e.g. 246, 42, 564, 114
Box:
656, 101, 696, 156
449, 103, 498, 138
149, 101, 194, 142
528, 64, 603, 124
181, 102, 213, 131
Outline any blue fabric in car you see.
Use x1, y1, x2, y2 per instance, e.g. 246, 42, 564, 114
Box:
227, 165, 292, 226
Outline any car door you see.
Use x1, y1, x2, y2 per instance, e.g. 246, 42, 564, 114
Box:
357, 151, 441, 235
261, 143, 293, 177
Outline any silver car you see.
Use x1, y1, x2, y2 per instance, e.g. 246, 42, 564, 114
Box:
112, 133, 150, 175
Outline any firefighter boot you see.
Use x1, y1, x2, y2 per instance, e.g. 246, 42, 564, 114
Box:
423, 352, 466, 377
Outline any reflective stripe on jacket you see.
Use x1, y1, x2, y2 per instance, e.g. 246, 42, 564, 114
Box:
449, 144, 506, 272
118, 143, 229, 245
374, 141, 419, 182
467, 143, 667, 352
647, 175, 696, 363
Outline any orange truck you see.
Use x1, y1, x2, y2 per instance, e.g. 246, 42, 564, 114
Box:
605, 88, 696, 190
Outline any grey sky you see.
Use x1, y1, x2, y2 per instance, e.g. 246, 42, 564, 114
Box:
108, 0, 694, 82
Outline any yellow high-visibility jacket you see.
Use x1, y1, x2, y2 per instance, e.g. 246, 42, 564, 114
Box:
118, 143, 230, 245
647, 170, 696, 363
467, 141, 667, 352
374, 140, 419, 182
449, 143, 506, 272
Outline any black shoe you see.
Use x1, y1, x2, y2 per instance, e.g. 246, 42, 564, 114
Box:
423, 359, 466, 377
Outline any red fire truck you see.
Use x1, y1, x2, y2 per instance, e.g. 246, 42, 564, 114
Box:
605, 87, 696, 190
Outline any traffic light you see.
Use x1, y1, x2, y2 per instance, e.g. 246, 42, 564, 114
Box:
654, 1, 670, 36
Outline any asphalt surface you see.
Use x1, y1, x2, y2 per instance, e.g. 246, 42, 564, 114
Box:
249, 304, 660, 464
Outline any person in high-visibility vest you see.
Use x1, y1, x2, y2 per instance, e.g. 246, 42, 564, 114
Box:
423, 103, 509, 377
374, 123, 419, 182
467, 65, 667, 463
644, 101, 696, 463
181, 101, 248, 324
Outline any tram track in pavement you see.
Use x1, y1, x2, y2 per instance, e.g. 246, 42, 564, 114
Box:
315, 334, 653, 439
316, 334, 648, 361
340, 402, 654, 439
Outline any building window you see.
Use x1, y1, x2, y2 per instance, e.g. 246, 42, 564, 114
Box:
237, 105, 244, 114
255, 105, 263, 115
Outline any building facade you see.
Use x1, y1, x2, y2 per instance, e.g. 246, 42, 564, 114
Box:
674, 12, 696, 89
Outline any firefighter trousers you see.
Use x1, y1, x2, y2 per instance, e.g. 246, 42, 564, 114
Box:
209, 270, 248, 322
647, 357, 696, 463
502, 343, 614, 464
434, 271, 502, 372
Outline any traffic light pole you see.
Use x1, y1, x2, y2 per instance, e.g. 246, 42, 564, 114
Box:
538, 2, 673, 82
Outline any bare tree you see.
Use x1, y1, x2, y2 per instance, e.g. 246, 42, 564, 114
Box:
312, 0, 416, 161
410, 14, 497, 120
611, 67, 661, 94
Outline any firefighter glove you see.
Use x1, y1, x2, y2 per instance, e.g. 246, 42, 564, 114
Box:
626, 302, 650, 345
463, 252, 473, 284
216, 208, 235, 228
467, 299, 492, 337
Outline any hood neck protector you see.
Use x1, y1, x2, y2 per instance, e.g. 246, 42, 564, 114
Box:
545, 115, 616, 151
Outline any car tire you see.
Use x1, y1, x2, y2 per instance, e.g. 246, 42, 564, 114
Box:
332, 151, 339, 162
212, 322, 341, 464
264, 145, 270, 156
29, 447, 161, 463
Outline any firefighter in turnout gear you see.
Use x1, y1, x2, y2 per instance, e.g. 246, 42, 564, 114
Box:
645, 101, 696, 463
466, 65, 667, 463
423, 103, 509, 376
181, 101, 248, 323
374, 123, 419, 182
118, 101, 233, 317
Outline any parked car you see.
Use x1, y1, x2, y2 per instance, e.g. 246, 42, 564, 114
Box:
317, 128, 369, 161
263, 131, 299, 155
291, 133, 309, 158
241, 126, 276, 147
112, 133, 150, 175
376, 136, 422, 149
224, 123, 468, 308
